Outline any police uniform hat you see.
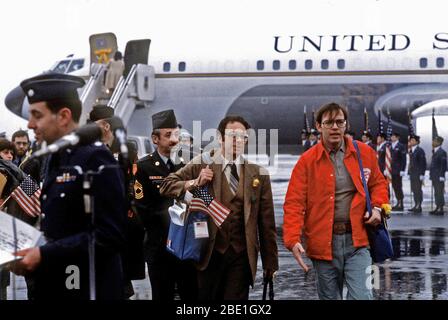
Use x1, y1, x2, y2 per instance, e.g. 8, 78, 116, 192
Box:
433, 136, 444, 143
152, 109, 178, 129
409, 134, 420, 142
20, 73, 85, 104
89, 105, 114, 122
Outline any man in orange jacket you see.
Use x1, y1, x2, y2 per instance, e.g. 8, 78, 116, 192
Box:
283, 102, 389, 300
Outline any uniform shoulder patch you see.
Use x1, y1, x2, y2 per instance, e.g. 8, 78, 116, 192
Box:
134, 179, 144, 200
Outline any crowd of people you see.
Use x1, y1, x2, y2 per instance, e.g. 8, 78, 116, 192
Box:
0, 70, 444, 301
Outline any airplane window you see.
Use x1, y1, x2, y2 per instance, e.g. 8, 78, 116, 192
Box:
337, 59, 345, 69
288, 60, 297, 70
321, 59, 329, 70
163, 62, 171, 72
419, 58, 428, 68
436, 57, 445, 68
52, 60, 70, 73
273, 60, 280, 70
67, 59, 84, 73
256, 60, 264, 71
305, 59, 313, 70
179, 62, 186, 72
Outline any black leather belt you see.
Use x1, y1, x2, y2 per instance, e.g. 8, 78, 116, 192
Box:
333, 222, 352, 235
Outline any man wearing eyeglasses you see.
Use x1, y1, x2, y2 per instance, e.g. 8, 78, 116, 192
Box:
160, 115, 278, 300
283, 102, 389, 300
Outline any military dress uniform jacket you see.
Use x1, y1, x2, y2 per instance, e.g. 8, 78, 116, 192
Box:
430, 147, 448, 181
391, 142, 407, 175
35, 143, 127, 300
409, 146, 427, 177
377, 143, 387, 174
134, 151, 185, 263
159, 149, 279, 283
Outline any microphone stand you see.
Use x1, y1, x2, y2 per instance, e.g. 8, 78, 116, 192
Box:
69, 164, 121, 300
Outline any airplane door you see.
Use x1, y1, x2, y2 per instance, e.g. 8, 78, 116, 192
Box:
89, 32, 118, 70
123, 39, 151, 78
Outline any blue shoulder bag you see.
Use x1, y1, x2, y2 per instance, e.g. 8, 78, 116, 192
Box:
353, 141, 394, 263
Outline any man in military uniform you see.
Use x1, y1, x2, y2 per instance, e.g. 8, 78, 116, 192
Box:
10, 73, 127, 300
376, 133, 387, 176
429, 136, 447, 215
88, 105, 145, 298
361, 131, 376, 150
390, 132, 407, 211
134, 109, 197, 300
408, 135, 426, 213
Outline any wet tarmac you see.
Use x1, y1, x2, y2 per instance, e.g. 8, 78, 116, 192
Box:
6, 154, 448, 300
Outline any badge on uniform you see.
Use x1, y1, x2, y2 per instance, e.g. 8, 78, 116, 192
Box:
134, 179, 143, 199
56, 172, 76, 183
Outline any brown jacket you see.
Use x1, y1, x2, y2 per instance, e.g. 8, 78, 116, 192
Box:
160, 150, 278, 282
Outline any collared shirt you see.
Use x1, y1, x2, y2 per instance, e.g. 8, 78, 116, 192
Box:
434, 146, 441, 153
218, 153, 243, 185
411, 145, 418, 153
377, 141, 386, 152
327, 139, 356, 223
157, 150, 176, 167
392, 141, 398, 149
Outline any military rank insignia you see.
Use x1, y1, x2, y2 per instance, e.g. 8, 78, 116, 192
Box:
56, 172, 76, 183
134, 179, 144, 199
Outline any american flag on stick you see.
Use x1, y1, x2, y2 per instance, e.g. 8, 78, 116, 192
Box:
11, 175, 41, 217
190, 187, 231, 227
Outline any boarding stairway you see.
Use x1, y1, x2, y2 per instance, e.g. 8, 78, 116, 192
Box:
79, 62, 155, 126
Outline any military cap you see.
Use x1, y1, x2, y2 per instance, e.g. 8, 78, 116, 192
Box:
433, 136, 444, 143
409, 134, 420, 142
152, 109, 177, 129
20, 73, 85, 104
89, 105, 114, 122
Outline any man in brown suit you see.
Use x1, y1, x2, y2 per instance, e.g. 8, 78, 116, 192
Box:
160, 115, 278, 300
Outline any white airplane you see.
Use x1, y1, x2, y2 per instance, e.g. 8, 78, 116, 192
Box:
5, 30, 448, 161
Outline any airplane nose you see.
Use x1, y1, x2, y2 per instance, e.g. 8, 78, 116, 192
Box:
4, 85, 28, 119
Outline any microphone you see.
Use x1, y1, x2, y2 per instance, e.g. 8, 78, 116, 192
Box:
30, 123, 102, 158
108, 116, 128, 158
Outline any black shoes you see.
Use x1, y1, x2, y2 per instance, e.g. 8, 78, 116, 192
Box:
429, 207, 445, 215
408, 205, 422, 213
392, 201, 404, 211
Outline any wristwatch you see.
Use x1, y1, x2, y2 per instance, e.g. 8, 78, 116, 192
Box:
188, 179, 197, 189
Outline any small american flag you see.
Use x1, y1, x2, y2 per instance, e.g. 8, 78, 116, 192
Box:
11, 175, 41, 217
190, 187, 231, 227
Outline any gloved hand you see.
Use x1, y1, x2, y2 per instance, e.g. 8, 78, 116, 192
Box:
400, 171, 406, 177
383, 170, 387, 176
440, 177, 445, 182
420, 175, 425, 182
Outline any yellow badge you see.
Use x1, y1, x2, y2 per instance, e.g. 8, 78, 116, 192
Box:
252, 178, 260, 188
134, 179, 144, 200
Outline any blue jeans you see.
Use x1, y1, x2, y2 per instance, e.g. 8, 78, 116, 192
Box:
311, 233, 373, 300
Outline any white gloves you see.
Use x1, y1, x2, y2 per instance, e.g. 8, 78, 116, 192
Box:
420, 175, 425, 182
440, 177, 445, 182
400, 171, 406, 177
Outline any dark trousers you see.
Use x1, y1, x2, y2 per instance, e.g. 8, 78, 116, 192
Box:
197, 247, 251, 301
432, 179, 445, 208
410, 175, 423, 205
391, 174, 404, 201
147, 251, 197, 301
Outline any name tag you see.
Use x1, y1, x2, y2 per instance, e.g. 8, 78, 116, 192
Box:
194, 221, 209, 239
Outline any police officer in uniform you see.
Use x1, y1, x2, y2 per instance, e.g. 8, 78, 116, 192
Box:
88, 105, 145, 298
11, 73, 127, 300
134, 109, 197, 300
430, 136, 447, 215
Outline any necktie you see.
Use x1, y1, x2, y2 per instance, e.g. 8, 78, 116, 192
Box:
228, 163, 239, 195
166, 159, 174, 172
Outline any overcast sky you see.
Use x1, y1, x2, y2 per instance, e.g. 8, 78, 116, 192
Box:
1, 0, 447, 135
